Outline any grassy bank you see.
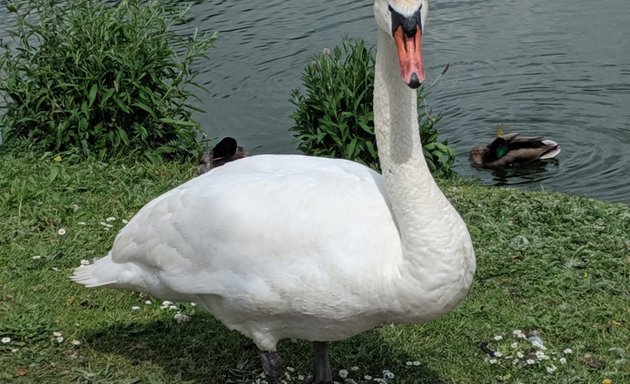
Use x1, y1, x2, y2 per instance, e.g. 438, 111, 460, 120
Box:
1, 149, 628, 384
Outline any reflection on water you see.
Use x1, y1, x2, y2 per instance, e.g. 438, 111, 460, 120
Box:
479, 159, 561, 187
0, 0, 628, 204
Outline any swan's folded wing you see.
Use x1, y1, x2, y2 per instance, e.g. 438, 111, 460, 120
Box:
109, 155, 401, 300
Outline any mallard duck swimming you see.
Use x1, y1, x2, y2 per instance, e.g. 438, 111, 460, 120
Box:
198, 137, 246, 174
469, 132, 561, 169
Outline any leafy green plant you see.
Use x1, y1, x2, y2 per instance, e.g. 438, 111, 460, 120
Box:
0, 0, 217, 161
290, 38, 455, 177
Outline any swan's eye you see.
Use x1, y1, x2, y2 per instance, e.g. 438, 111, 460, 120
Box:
388, 5, 423, 37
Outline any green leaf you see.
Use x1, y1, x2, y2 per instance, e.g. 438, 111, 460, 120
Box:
357, 120, 373, 135
79, 117, 88, 131
131, 101, 157, 119
88, 83, 98, 106
113, 95, 131, 114
81, 101, 89, 119
117, 127, 129, 146
48, 165, 60, 183
158, 118, 197, 127
345, 137, 358, 158
100, 88, 115, 106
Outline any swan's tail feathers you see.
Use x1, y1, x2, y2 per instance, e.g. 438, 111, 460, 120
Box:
71, 253, 144, 290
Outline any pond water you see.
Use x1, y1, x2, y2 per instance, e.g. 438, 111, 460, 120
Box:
1, 0, 629, 204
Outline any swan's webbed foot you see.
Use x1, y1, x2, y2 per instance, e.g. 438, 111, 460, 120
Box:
260, 350, 284, 384
312, 341, 333, 384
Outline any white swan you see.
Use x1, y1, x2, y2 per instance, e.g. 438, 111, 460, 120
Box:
72, 0, 475, 383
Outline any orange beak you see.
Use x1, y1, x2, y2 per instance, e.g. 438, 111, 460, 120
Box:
393, 25, 425, 88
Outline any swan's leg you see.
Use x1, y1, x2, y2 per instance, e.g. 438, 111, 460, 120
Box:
260, 351, 283, 384
312, 341, 332, 384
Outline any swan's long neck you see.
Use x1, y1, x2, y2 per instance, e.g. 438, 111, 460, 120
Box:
374, 28, 452, 257
374, 29, 474, 319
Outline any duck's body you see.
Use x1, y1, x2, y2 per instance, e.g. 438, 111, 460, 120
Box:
198, 137, 246, 174
469, 133, 561, 169
73, 1, 475, 382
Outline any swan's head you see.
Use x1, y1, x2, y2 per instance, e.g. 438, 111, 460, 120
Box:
374, 0, 428, 89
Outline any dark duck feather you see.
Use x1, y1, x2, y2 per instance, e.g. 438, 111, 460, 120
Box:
198, 137, 246, 174
470, 132, 561, 169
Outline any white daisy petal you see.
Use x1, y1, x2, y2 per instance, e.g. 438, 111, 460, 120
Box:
173, 313, 191, 323
382, 369, 394, 379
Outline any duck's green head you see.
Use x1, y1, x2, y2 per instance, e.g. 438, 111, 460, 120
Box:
495, 142, 509, 159
493, 125, 508, 158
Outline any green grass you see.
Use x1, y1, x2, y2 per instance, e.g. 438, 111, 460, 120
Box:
1, 147, 628, 384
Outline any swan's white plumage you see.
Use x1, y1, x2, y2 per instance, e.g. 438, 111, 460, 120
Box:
73, 0, 475, 355
72, 155, 471, 350
74, 155, 403, 348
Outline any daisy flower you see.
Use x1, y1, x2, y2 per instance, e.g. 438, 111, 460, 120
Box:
382, 369, 395, 379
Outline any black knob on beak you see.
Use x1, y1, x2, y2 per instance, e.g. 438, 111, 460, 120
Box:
389, 5, 422, 37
